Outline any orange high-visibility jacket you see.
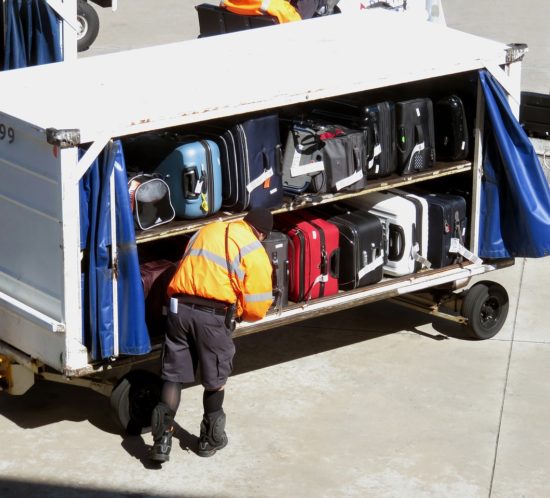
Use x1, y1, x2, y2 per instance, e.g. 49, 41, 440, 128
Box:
220, 0, 302, 24
167, 220, 273, 322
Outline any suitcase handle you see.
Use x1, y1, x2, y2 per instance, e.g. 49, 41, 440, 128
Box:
182, 168, 201, 199
292, 126, 322, 155
329, 248, 340, 279
262, 147, 283, 177
352, 146, 361, 173
388, 224, 405, 261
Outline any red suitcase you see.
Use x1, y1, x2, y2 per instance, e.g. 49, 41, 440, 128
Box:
275, 211, 340, 303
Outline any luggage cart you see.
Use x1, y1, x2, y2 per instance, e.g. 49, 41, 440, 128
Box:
0, 10, 535, 433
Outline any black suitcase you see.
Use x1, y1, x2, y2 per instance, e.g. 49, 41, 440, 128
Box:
434, 95, 469, 161
311, 99, 397, 178
395, 98, 436, 175
422, 193, 468, 268
261, 231, 289, 311
325, 207, 385, 290
520, 91, 550, 139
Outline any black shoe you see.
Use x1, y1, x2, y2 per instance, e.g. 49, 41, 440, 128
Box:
150, 431, 173, 462
197, 410, 228, 457
198, 430, 228, 457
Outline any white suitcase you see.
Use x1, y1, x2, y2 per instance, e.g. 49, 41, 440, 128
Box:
346, 190, 430, 276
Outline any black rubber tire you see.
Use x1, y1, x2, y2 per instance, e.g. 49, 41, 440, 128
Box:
77, 0, 100, 52
110, 370, 162, 435
461, 281, 509, 340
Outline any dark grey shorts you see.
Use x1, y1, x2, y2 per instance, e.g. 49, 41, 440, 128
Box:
161, 301, 235, 390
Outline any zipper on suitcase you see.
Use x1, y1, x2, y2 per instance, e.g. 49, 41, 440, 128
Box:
235, 124, 251, 209
200, 140, 214, 215
295, 229, 306, 302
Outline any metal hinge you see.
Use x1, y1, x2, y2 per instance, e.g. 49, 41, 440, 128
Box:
505, 43, 528, 63
46, 128, 81, 148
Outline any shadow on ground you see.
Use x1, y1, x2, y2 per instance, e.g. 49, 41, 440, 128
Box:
0, 477, 208, 498
0, 300, 470, 436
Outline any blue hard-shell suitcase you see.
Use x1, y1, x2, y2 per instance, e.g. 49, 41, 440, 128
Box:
154, 139, 223, 219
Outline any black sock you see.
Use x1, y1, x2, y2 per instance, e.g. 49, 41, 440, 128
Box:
161, 381, 183, 413
203, 389, 224, 414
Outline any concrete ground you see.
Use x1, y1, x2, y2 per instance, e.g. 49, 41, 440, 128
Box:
1, 1, 550, 497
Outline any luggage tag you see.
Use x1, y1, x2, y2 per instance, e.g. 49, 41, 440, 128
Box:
357, 253, 385, 280
247, 168, 274, 193
449, 238, 483, 265
335, 169, 364, 191
290, 148, 325, 178
368, 144, 382, 175
194, 179, 204, 195
128, 179, 141, 212
411, 243, 432, 269
200, 193, 209, 212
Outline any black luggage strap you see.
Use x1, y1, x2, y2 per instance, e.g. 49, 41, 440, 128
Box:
270, 251, 284, 315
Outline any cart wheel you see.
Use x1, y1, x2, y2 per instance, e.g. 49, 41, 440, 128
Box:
110, 370, 162, 435
461, 281, 509, 340
77, 0, 100, 52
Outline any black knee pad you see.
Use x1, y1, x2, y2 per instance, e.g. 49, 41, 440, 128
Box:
151, 402, 175, 438
204, 409, 226, 443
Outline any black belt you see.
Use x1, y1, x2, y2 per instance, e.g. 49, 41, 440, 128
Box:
174, 294, 229, 316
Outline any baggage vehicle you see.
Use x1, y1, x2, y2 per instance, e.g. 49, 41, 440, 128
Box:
1, 8, 546, 433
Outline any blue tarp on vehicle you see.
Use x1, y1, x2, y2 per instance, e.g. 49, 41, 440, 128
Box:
79, 141, 151, 360
479, 70, 550, 259
2, 0, 62, 71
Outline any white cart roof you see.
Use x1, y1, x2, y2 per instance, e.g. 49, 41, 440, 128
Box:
0, 10, 507, 144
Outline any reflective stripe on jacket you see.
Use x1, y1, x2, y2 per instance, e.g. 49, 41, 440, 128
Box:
220, 0, 302, 24
167, 220, 273, 322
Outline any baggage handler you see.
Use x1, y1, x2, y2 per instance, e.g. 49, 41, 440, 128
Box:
150, 209, 274, 463
220, 0, 333, 23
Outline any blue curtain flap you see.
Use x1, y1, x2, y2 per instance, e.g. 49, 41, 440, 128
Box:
3, 0, 63, 71
79, 141, 150, 360
113, 141, 151, 356
479, 70, 550, 258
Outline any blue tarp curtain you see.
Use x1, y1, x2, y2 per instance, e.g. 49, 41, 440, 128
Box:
2, 0, 63, 70
479, 70, 550, 259
79, 141, 151, 360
